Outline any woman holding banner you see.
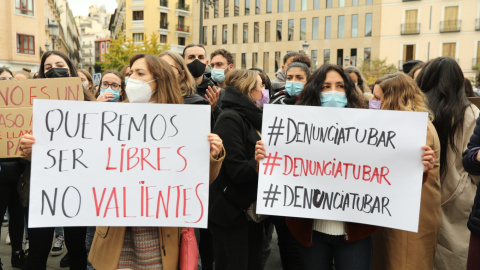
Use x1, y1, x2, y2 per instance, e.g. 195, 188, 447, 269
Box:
415, 57, 480, 270
368, 72, 441, 270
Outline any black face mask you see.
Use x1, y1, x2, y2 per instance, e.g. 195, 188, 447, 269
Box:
186, 59, 206, 78
45, 68, 70, 78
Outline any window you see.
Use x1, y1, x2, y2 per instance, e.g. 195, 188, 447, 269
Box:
245, 0, 250, 15
243, 23, 248, 43
337, 49, 343, 65
16, 34, 34, 55
235, 0, 239, 16
102, 43, 105, 49
442, 42, 456, 58
366, 0, 372, 5
326, 0, 332, 8
254, 22, 259, 43
350, 48, 357, 66
311, 50, 318, 70
278, 0, 283, 12
339, 0, 345, 7
252, 53, 258, 68
212, 25, 217, 45
351, 14, 358, 37
338, 15, 345, 38
256, 0, 261, 14
288, 19, 294, 41
300, 19, 306, 40
276, 20, 282, 41
160, 13, 168, 29
224, 0, 229, 17
233, 23, 238, 44
160, 35, 167, 43
133, 11, 144, 20
313, 0, 319, 9
214, 0, 219, 18
404, 9, 418, 34
325, 16, 331, 39
133, 33, 144, 42
365, 13, 372, 37
443, 6, 459, 32
222, 24, 228, 44
312, 18, 319, 40
241, 53, 247, 69
301, 0, 307, 10
267, 0, 272, 13
324, 49, 330, 63
205, 3, 210, 19
263, 52, 269, 72
178, 37, 186, 46
289, 0, 295, 12
352, 0, 358, 6
364, 47, 371, 64
403, 44, 416, 62
15, 0, 34, 16
203, 26, 208, 45
275, 51, 281, 71
265, 21, 271, 42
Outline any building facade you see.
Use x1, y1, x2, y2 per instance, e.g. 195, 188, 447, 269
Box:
95, 37, 112, 63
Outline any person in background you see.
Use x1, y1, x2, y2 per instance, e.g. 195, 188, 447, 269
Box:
402, 60, 423, 75
415, 57, 480, 270
78, 69, 95, 95
407, 62, 424, 81
369, 73, 440, 270
344, 66, 373, 100
465, 78, 475, 98
0, 67, 14, 80
270, 62, 310, 105
95, 70, 126, 102
271, 52, 300, 94
14, 67, 32, 80
210, 49, 235, 90
120, 65, 130, 85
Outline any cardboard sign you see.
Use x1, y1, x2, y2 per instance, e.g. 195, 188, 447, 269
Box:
30, 100, 211, 228
256, 104, 428, 232
0, 78, 83, 158
93, 73, 101, 86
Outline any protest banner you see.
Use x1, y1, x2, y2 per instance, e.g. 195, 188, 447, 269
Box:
30, 100, 210, 228
256, 104, 428, 232
0, 78, 83, 158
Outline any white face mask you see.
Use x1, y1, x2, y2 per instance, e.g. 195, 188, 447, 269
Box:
125, 78, 155, 103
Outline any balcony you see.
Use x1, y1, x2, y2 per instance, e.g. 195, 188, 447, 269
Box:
401, 23, 420, 35
177, 3, 189, 11
176, 24, 190, 32
83, 43, 93, 48
476, 18, 480, 31
176, 3, 191, 17
160, 21, 169, 29
132, 20, 144, 27
440, 20, 461, 33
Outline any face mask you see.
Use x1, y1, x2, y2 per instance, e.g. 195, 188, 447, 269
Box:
256, 89, 270, 108
100, 88, 120, 102
82, 82, 89, 89
369, 99, 382, 110
285, 81, 304, 96
320, 90, 348, 108
125, 78, 155, 103
125, 77, 129, 85
211, 68, 226, 83
45, 68, 69, 78
186, 59, 206, 78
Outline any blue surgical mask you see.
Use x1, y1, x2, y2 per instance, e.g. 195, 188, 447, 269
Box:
285, 81, 304, 96
125, 77, 129, 85
100, 88, 120, 102
320, 90, 348, 108
211, 68, 226, 83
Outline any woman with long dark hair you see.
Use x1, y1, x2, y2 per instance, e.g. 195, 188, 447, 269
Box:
416, 57, 480, 270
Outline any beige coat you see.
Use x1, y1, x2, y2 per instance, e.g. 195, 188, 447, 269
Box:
89, 152, 224, 270
372, 121, 441, 270
434, 104, 480, 270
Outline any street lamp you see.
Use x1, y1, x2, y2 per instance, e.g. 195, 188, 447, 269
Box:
302, 41, 310, 55
48, 21, 59, 51
199, 0, 216, 44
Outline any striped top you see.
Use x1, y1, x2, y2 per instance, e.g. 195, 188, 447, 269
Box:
118, 227, 163, 270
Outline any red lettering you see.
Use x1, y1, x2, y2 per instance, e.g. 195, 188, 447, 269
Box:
123, 187, 135, 217
362, 165, 372, 181
173, 185, 183, 218
40, 86, 50, 99
156, 186, 171, 218
282, 155, 293, 176
127, 147, 139, 170
146, 186, 155, 217
140, 148, 156, 170
187, 183, 204, 224
29, 86, 37, 105
103, 188, 119, 218
105, 147, 117, 170
380, 167, 391, 185
177, 146, 187, 172
183, 188, 191, 216
92, 187, 107, 216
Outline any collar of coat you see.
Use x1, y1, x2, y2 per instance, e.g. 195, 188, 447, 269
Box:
221, 86, 263, 131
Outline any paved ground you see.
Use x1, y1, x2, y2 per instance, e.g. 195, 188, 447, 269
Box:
0, 225, 282, 270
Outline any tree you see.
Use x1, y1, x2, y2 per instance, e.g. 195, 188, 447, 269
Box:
359, 58, 398, 85
97, 32, 169, 72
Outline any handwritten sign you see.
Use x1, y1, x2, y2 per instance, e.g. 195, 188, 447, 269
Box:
256, 104, 428, 232
30, 100, 210, 228
0, 78, 84, 158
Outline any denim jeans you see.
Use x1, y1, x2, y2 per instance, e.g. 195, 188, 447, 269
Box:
298, 230, 372, 270
85, 226, 96, 270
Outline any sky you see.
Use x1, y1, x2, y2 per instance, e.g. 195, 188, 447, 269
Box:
68, 0, 117, 17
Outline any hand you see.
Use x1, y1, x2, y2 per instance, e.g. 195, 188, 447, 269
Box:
20, 134, 36, 155
208, 133, 223, 159
205, 86, 220, 111
97, 92, 113, 102
255, 140, 266, 163
421, 145, 436, 173
476, 151, 480, 163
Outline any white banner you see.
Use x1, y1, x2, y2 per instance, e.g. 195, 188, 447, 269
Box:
30, 100, 210, 228
256, 104, 428, 232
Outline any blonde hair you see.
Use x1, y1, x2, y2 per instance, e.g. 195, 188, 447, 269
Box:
14, 67, 32, 80
225, 69, 259, 102
375, 72, 433, 121
158, 51, 196, 97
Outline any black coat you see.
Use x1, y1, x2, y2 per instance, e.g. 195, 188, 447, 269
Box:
209, 86, 263, 228
462, 112, 480, 235
0, 158, 25, 183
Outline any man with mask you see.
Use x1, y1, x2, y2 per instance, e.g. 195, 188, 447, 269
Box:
271, 51, 300, 94
210, 49, 234, 89
183, 44, 215, 97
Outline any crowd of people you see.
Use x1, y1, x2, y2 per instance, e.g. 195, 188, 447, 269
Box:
0, 44, 479, 270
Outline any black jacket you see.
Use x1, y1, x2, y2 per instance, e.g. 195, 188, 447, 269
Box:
462, 112, 480, 235
196, 75, 225, 126
0, 158, 25, 183
209, 86, 263, 228
269, 90, 299, 105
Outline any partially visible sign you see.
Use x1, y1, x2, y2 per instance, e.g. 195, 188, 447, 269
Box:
93, 73, 101, 86
0, 78, 83, 158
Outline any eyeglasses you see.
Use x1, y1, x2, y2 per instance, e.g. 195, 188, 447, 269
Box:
101, 81, 121, 90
